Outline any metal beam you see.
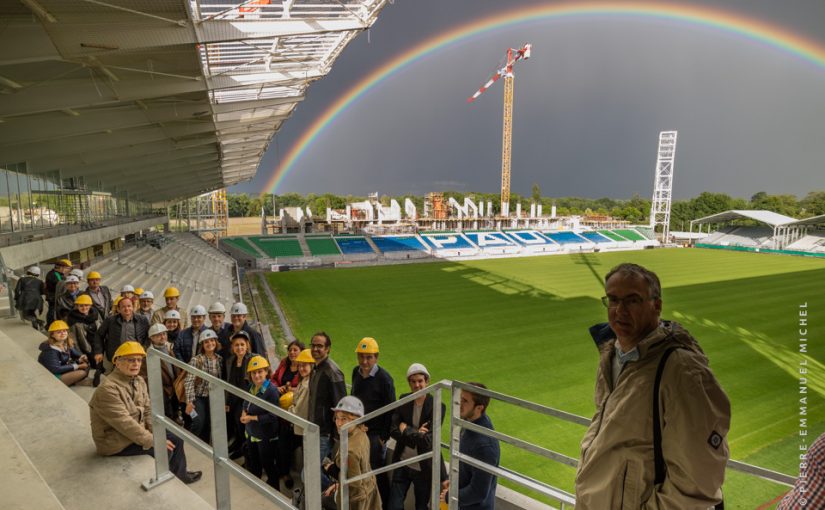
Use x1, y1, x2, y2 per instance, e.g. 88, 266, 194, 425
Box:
62, 151, 220, 179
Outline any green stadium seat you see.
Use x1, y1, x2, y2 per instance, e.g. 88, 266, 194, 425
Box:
223, 237, 259, 257
306, 238, 341, 256
248, 236, 304, 258
613, 229, 646, 241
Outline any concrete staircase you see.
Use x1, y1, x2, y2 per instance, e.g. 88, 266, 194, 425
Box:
296, 235, 311, 257
0, 318, 273, 509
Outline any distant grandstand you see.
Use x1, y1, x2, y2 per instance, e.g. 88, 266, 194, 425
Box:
219, 227, 659, 269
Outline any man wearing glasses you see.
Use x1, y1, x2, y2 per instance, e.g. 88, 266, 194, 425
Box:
89, 341, 202, 484
575, 263, 730, 509
307, 331, 347, 488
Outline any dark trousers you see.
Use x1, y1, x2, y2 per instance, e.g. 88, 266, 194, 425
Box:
114, 431, 188, 480
389, 465, 433, 510
245, 436, 279, 488
190, 396, 210, 443
368, 432, 390, 507
227, 399, 245, 453
277, 422, 295, 478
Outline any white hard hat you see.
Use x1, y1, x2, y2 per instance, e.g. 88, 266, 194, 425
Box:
140, 291, 154, 300
231, 302, 248, 315
27, 266, 41, 276
208, 302, 226, 314
199, 329, 218, 343
190, 304, 207, 316
148, 323, 167, 337
164, 309, 181, 321
65, 275, 80, 283
70, 268, 84, 278
121, 284, 135, 293
331, 396, 365, 417
406, 363, 430, 380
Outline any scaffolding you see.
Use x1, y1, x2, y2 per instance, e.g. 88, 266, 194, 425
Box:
173, 189, 228, 240
649, 131, 678, 242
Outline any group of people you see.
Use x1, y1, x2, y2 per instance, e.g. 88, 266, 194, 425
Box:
18, 257, 821, 508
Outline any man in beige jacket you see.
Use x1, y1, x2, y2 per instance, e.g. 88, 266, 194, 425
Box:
575, 263, 730, 509
89, 341, 201, 484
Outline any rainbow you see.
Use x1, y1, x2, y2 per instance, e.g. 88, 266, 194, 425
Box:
262, 1, 825, 194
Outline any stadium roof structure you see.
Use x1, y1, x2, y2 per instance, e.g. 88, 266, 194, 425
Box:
0, 0, 389, 203
783, 213, 825, 227
691, 210, 797, 227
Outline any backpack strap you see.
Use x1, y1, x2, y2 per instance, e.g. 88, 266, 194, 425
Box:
653, 346, 680, 485
653, 345, 725, 509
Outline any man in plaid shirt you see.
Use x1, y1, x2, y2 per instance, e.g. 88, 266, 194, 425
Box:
778, 431, 824, 509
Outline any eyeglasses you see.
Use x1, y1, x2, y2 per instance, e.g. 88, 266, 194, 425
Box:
601, 295, 655, 309
120, 357, 144, 365
310, 343, 327, 350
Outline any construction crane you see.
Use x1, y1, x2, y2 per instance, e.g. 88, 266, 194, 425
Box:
467, 43, 531, 217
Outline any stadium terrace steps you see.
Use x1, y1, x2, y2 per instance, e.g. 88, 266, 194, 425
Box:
296, 236, 312, 257
612, 229, 646, 242
364, 236, 382, 255
0, 319, 211, 510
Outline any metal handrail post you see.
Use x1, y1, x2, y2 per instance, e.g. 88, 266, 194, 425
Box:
447, 384, 461, 509
208, 383, 231, 509
430, 385, 443, 507
340, 420, 350, 510
302, 423, 322, 510
142, 348, 173, 490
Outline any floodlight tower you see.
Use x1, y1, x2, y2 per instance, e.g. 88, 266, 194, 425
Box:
649, 130, 678, 242
468, 43, 531, 218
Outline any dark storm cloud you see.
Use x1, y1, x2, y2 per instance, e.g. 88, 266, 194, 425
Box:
237, 0, 825, 199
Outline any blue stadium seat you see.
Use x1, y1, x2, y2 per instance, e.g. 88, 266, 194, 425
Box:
373, 236, 428, 252
465, 232, 516, 247
546, 232, 589, 244
421, 233, 473, 250
504, 231, 554, 245
579, 232, 612, 244
335, 237, 375, 254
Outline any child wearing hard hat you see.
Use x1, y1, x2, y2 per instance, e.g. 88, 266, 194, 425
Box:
37, 320, 89, 386
323, 395, 382, 510
241, 355, 281, 489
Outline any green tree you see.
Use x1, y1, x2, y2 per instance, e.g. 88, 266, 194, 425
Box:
800, 191, 825, 216
531, 183, 541, 203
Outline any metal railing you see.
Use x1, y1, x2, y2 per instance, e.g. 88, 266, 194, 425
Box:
338, 380, 450, 510
143, 348, 322, 509
143, 361, 796, 509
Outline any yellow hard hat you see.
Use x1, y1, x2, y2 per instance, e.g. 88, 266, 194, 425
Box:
295, 348, 315, 364
74, 294, 93, 306
57, 258, 72, 267
279, 391, 294, 409
247, 355, 270, 373
113, 295, 123, 307
134, 287, 144, 296
355, 337, 379, 354
164, 287, 180, 298
48, 320, 69, 332
113, 341, 146, 361
87, 271, 101, 280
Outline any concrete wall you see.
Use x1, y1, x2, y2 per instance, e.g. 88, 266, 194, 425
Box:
0, 216, 166, 269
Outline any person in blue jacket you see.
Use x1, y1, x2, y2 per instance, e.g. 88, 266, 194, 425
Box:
38, 320, 89, 386
241, 355, 280, 489
441, 382, 500, 510
174, 305, 208, 362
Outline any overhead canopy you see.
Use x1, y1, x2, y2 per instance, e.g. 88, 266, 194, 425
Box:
691, 210, 797, 228
782, 213, 825, 227
0, 0, 389, 203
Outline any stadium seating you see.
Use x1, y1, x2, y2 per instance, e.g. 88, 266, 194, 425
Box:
335, 236, 376, 255
612, 229, 646, 242
545, 231, 591, 245
783, 232, 825, 253
248, 236, 304, 258
223, 237, 260, 257
305, 237, 342, 256
420, 233, 475, 252
578, 231, 613, 244
504, 230, 555, 245
598, 230, 627, 242
372, 236, 428, 253
701, 227, 773, 248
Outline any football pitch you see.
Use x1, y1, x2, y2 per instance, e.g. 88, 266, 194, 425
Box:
265, 248, 825, 508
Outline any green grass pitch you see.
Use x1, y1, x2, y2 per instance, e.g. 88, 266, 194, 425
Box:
265, 248, 825, 509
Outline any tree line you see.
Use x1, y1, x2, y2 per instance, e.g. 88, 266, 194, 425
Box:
228, 189, 825, 230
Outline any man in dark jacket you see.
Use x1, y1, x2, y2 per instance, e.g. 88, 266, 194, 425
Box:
389, 362, 446, 510
173, 305, 207, 362
442, 382, 499, 510
45, 258, 70, 325
351, 337, 396, 507
14, 265, 45, 329
93, 296, 149, 374
228, 302, 266, 356
82, 270, 113, 320
307, 331, 346, 488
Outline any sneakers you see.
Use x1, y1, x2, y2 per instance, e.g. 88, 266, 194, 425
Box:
182, 471, 202, 484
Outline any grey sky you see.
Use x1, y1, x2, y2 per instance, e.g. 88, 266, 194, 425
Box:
233, 0, 825, 200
